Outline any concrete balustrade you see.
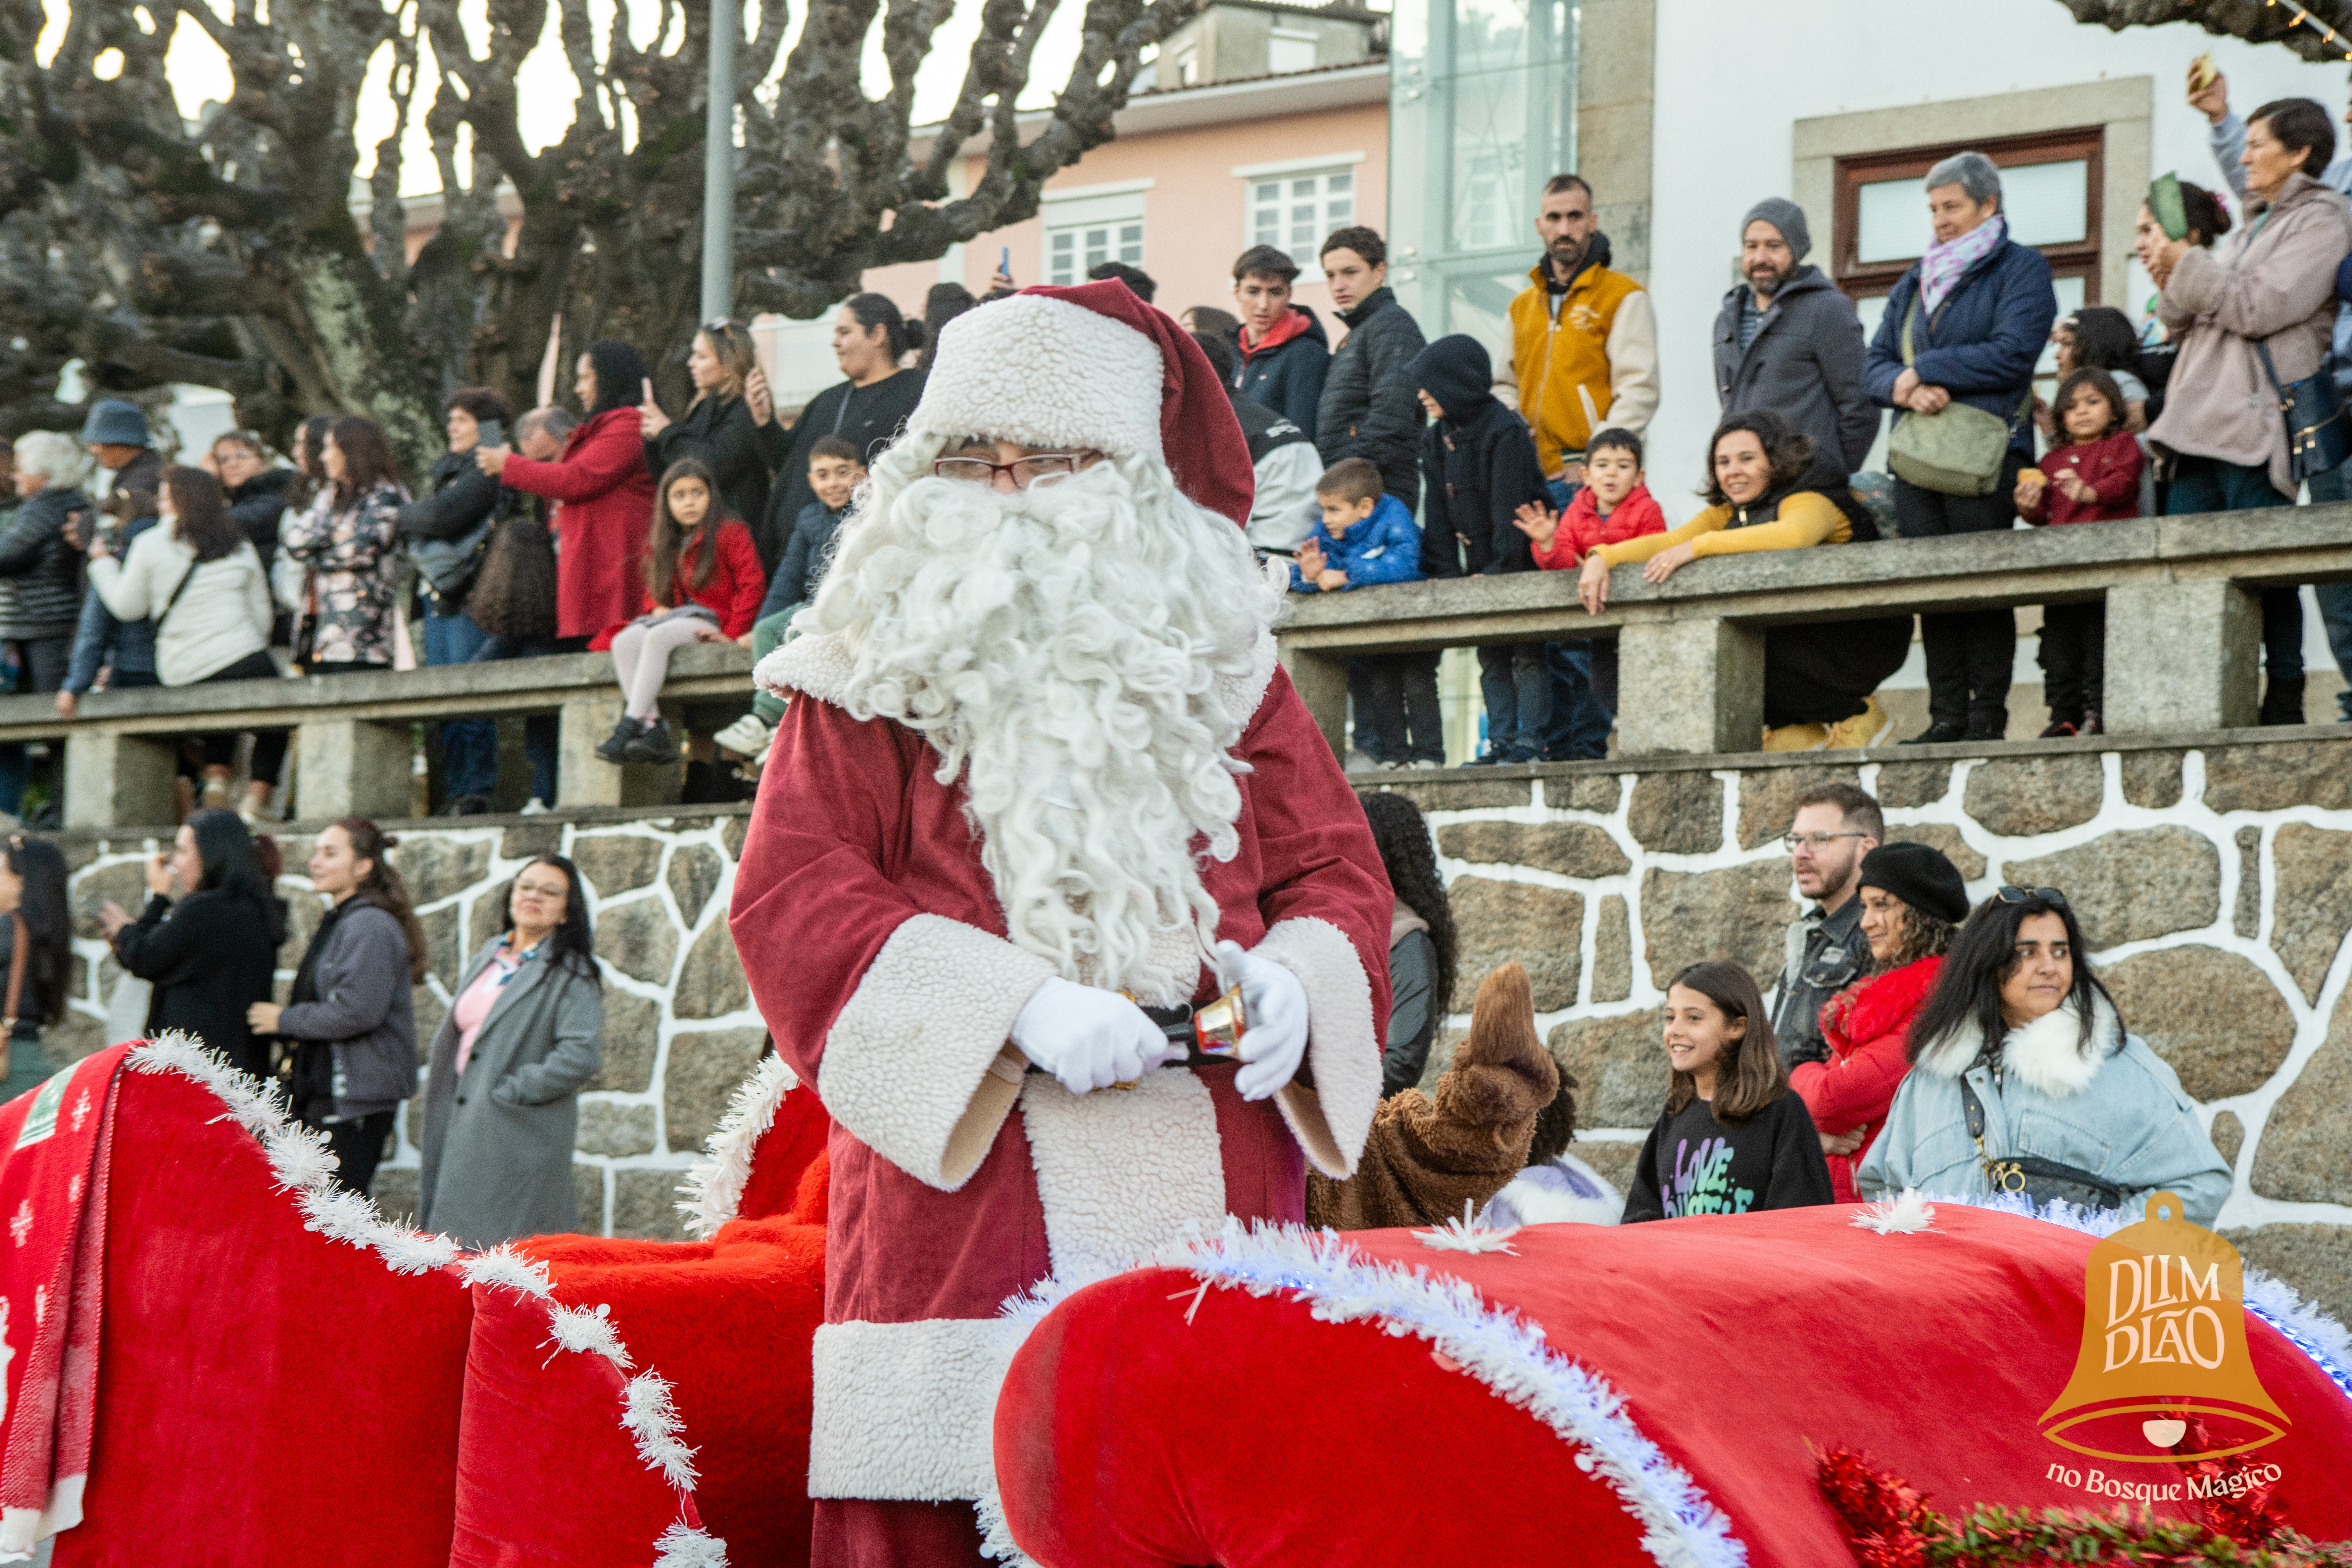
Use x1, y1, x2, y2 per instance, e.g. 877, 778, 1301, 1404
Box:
1274, 506, 2352, 756
0, 646, 756, 829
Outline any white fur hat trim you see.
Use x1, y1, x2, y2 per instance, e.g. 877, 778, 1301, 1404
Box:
908, 295, 1166, 461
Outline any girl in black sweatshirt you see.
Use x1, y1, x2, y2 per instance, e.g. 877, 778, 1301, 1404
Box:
1621, 960, 1834, 1222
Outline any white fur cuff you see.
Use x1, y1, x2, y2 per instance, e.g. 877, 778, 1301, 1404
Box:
1252, 917, 1381, 1179
1019, 1069, 1226, 1284
817, 914, 1056, 1190
808, 1317, 1025, 1501
757, 630, 852, 704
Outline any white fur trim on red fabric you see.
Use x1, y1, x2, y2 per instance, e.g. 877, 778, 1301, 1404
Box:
676, 1054, 801, 1239
808, 1317, 1026, 1501
909, 296, 1166, 461
1214, 628, 1280, 735
126, 1035, 466, 1276
817, 915, 1055, 1191
1166, 1222, 1746, 1568
1017, 1070, 1226, 1285
1250, 918, 1381, 1180
653, 1522, 731, 1567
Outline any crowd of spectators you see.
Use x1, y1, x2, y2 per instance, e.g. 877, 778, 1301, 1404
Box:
9, 54, 2352, 828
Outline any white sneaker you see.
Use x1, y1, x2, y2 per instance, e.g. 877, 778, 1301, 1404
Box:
1409, 759, 1441, 770
1343, 748, 1381, 774
714, 713, 772, 757
519, 797, 551, 816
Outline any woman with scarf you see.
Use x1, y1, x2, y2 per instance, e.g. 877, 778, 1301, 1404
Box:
479, 339, 661, 647
1575, 409, 1911, 749
1861, 150, 2059, 745
248, 818, 426, 1196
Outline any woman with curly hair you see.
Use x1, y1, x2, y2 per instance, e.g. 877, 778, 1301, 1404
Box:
1573, 408, 1911, 750
1792, 841, 1970, 1201
1356, 789, 1458, 1098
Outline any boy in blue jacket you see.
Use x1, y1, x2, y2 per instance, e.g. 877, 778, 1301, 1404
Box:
1292, 457, 1443, 767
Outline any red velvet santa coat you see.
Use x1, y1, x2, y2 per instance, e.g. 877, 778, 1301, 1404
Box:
728, 626, 1391, 1511
1791, 954, 1939, 1202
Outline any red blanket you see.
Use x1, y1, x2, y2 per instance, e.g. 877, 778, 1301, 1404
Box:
0, 1045, 128, 1559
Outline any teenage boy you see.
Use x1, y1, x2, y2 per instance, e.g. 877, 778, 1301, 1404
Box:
1315, 226, 1427, 511
1411, 333, 1551, 764
1293, 457, 1443, 768
1230, 245, 1330, 437
1511, 427, 1665, 757
1193, 329, 1322, 551
715, 435, 865, 767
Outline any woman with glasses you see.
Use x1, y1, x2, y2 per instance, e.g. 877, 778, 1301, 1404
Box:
755, 294, 926, 569
1857, 886, 2230, 1223
641, 318, 783, 536
210, 431, 297, 574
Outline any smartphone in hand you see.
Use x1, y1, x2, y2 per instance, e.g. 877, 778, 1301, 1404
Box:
478, 420, 506, 450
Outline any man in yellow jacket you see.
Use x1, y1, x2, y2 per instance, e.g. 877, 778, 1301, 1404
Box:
1508, 174, 1660, 494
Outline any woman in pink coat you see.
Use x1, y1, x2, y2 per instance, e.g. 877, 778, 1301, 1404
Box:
1793, 842, 1970, 1202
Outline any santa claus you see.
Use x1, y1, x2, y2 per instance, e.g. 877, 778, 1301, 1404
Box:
728, 281, 1393, 1566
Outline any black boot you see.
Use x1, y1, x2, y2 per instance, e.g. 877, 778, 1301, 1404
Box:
1902, 721, 1967, 746
596, 716, 645, 763
680, 760, 717, 803
1964, 705, 2008, 742
2259, 674, 2308, 726
624, 717, 681, 765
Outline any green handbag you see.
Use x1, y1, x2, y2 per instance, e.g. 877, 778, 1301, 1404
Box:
1885, 297, 2032, 497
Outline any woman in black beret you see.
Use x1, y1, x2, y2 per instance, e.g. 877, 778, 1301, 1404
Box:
1789, 840, 1970, 1201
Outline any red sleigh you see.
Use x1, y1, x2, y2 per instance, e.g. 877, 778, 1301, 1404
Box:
10, 1040, 2352, 1567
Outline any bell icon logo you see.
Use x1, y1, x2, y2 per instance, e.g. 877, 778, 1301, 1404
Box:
2040, 1192, 2289, 1463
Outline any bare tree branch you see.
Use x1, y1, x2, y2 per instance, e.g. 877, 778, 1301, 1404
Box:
2056, 0, 2352, 60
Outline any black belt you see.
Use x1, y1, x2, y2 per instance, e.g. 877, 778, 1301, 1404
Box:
1019, 1000, 1237, 1074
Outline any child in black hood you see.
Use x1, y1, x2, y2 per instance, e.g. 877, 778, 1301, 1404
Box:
1411, 334, 1554, 763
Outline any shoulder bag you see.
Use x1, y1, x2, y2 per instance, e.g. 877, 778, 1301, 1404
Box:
2251, 335, 2352, 484
466, 509, 559, 644
1886, 296, 2032, 497
1959, 1073, 2122, 1212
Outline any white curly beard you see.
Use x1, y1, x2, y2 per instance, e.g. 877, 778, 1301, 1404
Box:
801, 435, 1282, 1004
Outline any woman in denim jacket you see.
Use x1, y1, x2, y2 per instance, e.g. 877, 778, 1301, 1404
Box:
1858, 888, 2229, 1224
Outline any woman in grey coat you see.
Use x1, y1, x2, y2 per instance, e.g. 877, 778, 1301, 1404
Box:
1858, 888, 2229, 1224
248, 817, 426, 1195
418, 853, 602, 1247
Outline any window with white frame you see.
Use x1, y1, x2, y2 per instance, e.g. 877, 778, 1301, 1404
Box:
1041, 181, 1150, 287
1268, 27, 1319, 74
1237, 158, 1362, 272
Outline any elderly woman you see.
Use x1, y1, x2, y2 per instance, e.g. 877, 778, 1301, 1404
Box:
1791, 841, 1969, 1202
417, 853, 602, 1247
2144, 98, 2352, 726
1862, 150, 2059, 746
1577, 409, 1911, 749
1857, 888, 2230, 1224
0, 432, 92, 819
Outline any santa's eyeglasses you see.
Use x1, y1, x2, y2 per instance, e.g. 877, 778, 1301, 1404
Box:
933, 452, 1093, 488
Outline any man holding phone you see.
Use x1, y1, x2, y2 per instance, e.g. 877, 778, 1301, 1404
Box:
397, 386, 517, 815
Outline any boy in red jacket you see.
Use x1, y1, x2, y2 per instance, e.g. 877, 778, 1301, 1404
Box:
1511, 427, 1667, 748
2014, 366, 2142, 736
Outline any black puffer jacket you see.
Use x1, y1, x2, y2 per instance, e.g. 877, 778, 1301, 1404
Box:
1314, 286, 1428, 509
0, 486, 92, 640
648, 394, 783, 541
1411, 335, 1549, 579
225, 468, 297, 568
398, 448, 510, 608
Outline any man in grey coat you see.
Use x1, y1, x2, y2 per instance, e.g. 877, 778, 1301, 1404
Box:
1711, 198, 1879, 473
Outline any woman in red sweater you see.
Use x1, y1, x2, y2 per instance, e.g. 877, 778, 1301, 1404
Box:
480, 340, 661, 646
1791, 842, 1970, 1202
595, 458, 767, 767
2015, 366, 2143, 736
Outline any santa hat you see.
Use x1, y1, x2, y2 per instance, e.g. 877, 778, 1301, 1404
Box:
905, 280, 1256, 527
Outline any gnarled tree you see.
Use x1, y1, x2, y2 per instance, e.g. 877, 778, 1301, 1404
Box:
2057, 0, 2352, 59
0, 0, 1202, 470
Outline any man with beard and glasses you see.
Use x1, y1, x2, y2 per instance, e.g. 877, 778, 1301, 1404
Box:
728, 280, 1392, 1568
1711, 198, 1879, 476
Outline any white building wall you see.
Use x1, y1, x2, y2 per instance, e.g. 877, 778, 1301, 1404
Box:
1643, 0, 2352, 509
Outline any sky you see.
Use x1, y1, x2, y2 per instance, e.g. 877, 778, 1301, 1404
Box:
51, 0, 1095, 196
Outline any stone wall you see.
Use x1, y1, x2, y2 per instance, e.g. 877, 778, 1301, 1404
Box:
1379, 738, 2352, 1318
55, 809, 760, 1241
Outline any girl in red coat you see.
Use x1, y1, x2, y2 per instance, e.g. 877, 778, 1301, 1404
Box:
1791, 841, 1970, 1202
597, 459, 767, 767
2013, 366, 2144, 736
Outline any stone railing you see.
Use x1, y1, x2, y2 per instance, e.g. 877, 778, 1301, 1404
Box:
0, 646, 757, 829
1275, 505, 2352, 755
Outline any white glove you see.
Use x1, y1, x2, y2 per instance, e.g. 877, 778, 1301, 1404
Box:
1011, 977, 1177, 1095
1216, 940, 1309, 1101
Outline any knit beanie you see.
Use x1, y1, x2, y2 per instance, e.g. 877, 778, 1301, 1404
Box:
1857, 841, 1970, 926
1741, 198, 1812, 262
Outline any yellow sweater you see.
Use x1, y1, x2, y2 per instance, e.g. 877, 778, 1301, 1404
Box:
1590, 491, 1850, 568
